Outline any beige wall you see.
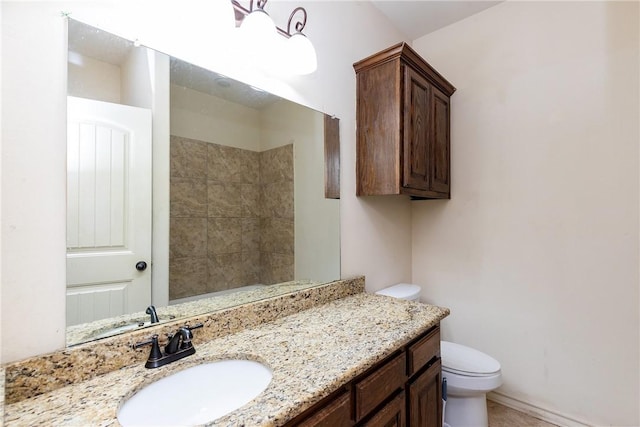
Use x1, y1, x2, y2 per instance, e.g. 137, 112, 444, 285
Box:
67, 47, 159, 108
411, 2, 639, 425
170, 83, 262, 151
1, 3, 68, 361
120, 46, 154, 109
67, 52, 121, 103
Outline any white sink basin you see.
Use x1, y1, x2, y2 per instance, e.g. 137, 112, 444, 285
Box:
117, 360, 272, 426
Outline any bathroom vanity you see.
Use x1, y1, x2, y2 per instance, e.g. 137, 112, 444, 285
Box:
285, 325, 442, 427
2, 278, 449, 426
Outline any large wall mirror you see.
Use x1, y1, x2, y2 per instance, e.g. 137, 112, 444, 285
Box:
65, 19, 340, 346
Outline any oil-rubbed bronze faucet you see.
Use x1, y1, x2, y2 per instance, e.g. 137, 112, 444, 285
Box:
145, 305, 159, 324
134, 323, 204, 369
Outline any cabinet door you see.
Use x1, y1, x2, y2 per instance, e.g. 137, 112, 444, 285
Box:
408, 360, 442, 427
402, 66, 431, 192
361, 391, 406, 427
430, 88, 450, 195
356, 60, 402, 196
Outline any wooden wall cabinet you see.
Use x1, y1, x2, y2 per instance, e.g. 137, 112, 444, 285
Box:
284, 324, 442, 427
354, 43, 456, 199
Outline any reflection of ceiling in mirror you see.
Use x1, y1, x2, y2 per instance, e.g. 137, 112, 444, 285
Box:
169, 58, 280, 110
68, 18, 280, 111
67, 19, 133, 65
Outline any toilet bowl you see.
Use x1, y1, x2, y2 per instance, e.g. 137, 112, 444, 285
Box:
441, 341, 502, 427
375, 284, 503, 427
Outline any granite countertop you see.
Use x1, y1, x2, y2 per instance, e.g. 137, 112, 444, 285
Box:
4, 293, 449, 426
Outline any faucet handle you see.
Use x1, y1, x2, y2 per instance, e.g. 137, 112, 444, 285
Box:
133, 334, 163, 365
179, 328, 193, 351
180, 323, 203, 350
185, 323, 203, 331
133, 334, 157, 349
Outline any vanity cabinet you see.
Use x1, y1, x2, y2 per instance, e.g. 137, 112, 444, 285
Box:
284, 324, 442, 427
354, 42, 456, 199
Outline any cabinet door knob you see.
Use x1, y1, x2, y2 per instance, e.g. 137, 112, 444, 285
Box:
136, 261, 148, 271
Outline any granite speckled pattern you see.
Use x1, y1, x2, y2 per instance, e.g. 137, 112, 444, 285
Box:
1, 366, 5, 426
3, 293, 449, 426
4, 278, 363, 405
66, 280, 321, 346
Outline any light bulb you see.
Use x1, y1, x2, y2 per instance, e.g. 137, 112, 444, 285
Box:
240, 9, 277, 41
210, 0, 236, 34
239, 9, 278, 68
287, 32, 317, 75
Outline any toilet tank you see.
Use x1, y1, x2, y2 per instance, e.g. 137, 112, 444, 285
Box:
375, 283, 421, 301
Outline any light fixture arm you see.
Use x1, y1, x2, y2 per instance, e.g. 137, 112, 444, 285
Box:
287, 7, 307, 35
248, 0, 268, 12
232, 0, 309, 38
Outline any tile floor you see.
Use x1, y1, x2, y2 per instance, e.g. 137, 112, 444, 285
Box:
488, 400, 558, 427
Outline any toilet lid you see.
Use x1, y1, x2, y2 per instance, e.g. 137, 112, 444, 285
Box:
441, 341, 501, 376
375, 283, 420, 300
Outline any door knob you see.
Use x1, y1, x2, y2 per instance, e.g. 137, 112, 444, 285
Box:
136, 261, 148, 271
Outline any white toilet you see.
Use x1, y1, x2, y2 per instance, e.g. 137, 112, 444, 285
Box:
440, 341, 502, 427
375, 284, 503, 427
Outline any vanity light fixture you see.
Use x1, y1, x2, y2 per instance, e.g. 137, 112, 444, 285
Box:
232, 0, 318, 75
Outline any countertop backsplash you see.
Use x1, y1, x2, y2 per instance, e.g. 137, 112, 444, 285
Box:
2, 277, 365, 406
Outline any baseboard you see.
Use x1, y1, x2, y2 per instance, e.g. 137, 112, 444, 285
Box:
488, 391, 592, 427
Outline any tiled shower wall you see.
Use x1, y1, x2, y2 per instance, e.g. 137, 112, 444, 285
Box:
169, 135, 294, 300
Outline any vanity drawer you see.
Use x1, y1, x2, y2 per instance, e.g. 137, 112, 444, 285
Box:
355, 352, 406, 421
408, 326, 440, 376
361, 391, 405, 427
297, 391, 351, 427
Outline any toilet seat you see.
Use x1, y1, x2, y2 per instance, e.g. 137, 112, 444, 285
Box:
443, 366, 498, 378
441, 341, 501, 377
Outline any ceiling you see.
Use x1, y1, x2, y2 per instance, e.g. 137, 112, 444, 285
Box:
370, 1, 503, 40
